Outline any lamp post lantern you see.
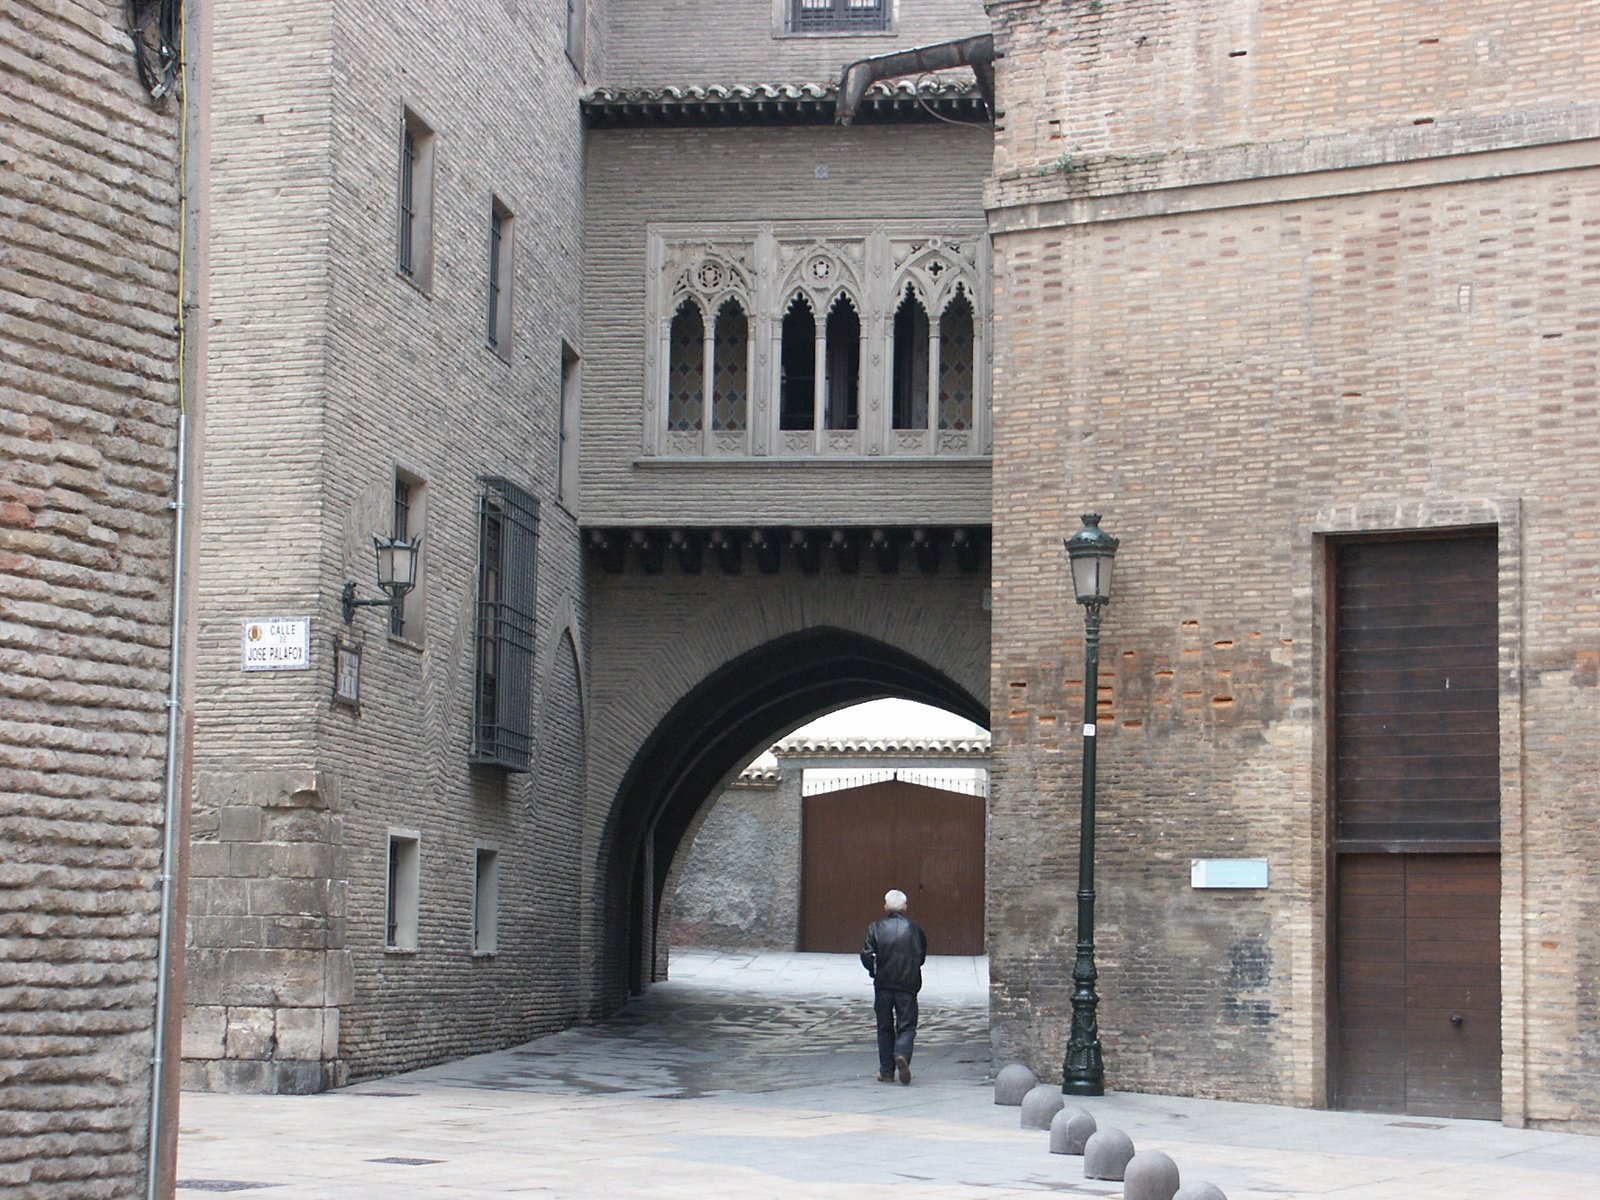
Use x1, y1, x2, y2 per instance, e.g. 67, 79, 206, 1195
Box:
1062, 512, 1119, 1096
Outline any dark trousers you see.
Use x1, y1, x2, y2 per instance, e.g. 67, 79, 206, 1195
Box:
874, 987, 918, 1074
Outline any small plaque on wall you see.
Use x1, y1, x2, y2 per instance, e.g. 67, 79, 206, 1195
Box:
333, 639, 361, 709
1191, 859, 1270, 889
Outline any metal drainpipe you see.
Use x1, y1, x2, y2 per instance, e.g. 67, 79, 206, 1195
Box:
148, 3, 197, 1195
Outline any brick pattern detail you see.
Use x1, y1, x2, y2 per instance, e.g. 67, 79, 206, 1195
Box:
985, 0, 1600, 1129
0, 0, 180, 1191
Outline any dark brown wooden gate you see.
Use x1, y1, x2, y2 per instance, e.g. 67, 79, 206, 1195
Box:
1331, 534, 1500, 1119
799, 778, 984, 955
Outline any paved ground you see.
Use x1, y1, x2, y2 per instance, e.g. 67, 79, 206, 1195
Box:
177, 951, 1600, 1199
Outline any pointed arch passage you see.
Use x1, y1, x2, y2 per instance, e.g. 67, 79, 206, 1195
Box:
825, 295, 861, 431
602, 627, 988, 994
779, 295, 816, 431
711, 299, 749, 432
938, 289, 976, 432
667, 299, 705, 432
893, 287, 930, 430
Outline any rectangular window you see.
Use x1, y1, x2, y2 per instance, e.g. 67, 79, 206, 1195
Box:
788, 0, 890, 34
565, 0, 587, 70
398, 108, 435, 289
389, 470, 425, 641
471, 477, 540, 771
487, 199, 514, 356
385, 831, 420, 951
558, 344, 581, 511
473, 847, 499, 954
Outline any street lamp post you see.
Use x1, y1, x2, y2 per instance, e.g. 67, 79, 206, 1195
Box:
1061, 512, 1119, 1096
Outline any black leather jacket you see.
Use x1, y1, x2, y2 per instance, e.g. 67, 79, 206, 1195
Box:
861, 912, 927, 993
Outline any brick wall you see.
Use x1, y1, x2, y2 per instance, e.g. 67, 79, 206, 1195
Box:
987, 0, 1600, 205
985, 0, 1600, 1128
583, 122, 996, 527
602, 0, 988, 87
0, 0, 180, 1191
585, 564, 990, 1008
185, 0, 592, 1089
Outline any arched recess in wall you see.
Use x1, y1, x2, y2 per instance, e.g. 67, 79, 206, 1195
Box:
531, 622, 586, 1020
600, 626, 988, 994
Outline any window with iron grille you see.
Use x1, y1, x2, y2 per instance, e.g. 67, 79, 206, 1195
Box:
487, 198, 514, 355
471, 477, 540, 772
788, 0, 890, 34
398, 108, 435, 288
390, 475, 413, 638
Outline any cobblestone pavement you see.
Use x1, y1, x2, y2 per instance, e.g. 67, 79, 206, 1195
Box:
177, 952, 1600, 1199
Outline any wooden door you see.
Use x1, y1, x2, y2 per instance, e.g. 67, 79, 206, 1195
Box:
1334, 853, 1500, 1118
1331, 534, 1500, 1119
799, 779, 985, 955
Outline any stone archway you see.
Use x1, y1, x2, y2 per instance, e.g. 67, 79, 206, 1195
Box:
598, 626, 987, 997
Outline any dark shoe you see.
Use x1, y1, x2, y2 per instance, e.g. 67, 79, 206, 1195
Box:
895, 1055, 911, 1085
877, 1072, 895, 1083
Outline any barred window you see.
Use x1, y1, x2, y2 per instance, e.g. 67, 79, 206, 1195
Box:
397, 109, 435, 288
487, 198, 514, 355
471, 477, 540, 772
789, 0, 890, 34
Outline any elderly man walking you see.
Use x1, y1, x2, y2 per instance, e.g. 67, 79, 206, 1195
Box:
860, 888, 928, 1084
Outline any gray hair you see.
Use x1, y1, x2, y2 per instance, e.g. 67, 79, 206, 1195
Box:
884, 889, 908, 913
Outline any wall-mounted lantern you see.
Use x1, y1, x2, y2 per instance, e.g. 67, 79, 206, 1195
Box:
341, 535, 421, 624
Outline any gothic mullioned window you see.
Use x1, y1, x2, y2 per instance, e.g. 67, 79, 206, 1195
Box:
646, 224, 989, 459
892, 287, 930, 431
938, 289, 975, 433
780, 296, 815, 432
667, 300, 705, 432
712, 300, 749, 433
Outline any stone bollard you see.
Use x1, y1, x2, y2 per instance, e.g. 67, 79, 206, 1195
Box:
1048, 1105, 1096, 1155
994, 1063, 1037, 1105
1123, 1149, 1181, 1200
1020, 1084, 1066, 1130
1173, 1184, 1228, 1200
1083, 1127, 1136, 1181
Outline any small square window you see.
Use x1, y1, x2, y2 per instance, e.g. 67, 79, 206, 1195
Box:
487, 199, 514, 357
398, 108, 436, 290
386, 832, 420, 952
473, 848, 499, 955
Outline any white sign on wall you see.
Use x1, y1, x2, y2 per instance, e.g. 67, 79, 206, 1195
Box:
1190, 859, 1271, 890
241, 616, 312, 672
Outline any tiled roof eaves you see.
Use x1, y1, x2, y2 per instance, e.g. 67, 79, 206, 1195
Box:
582, 79, 990, 128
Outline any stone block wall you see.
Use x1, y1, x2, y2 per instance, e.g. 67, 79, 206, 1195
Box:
984, 0, 1600, 1128
667, 771, 801, 951
0, 0, 181, 1190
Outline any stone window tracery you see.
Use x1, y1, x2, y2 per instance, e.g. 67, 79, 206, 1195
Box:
646, 224, 989, 459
